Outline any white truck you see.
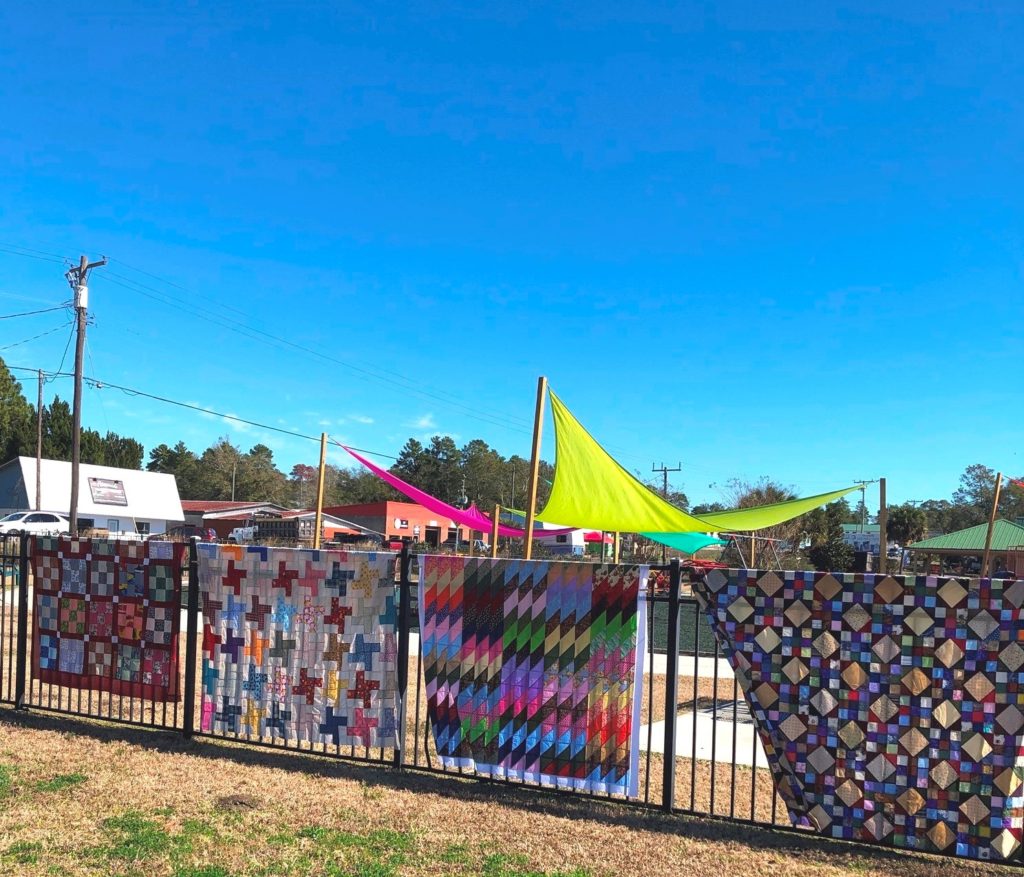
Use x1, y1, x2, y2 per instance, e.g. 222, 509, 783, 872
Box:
228, 525, 257, 543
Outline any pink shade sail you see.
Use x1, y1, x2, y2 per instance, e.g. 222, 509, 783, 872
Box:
342, 446, 575, 538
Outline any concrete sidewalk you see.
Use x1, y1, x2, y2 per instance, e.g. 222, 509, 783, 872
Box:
639, 699, 768, 767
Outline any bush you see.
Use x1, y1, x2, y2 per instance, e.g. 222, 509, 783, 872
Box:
808, 540, 855, 572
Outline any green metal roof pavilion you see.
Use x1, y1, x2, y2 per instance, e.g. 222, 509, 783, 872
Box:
906, 519, 1024, 554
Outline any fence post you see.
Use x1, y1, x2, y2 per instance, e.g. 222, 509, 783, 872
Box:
14, 533, 30, 710
394, 540, 412, 768
182, 538, 201, 738
661, 558, 682, 811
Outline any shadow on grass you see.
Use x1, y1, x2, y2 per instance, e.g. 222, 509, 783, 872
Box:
0, 705, 1000, 875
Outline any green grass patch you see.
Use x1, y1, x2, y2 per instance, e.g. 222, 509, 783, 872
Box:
291, 827, 415, 877
33, 772, 87, 793
0, 763, 16, 798
440, 842, 472, 865
101, 811, 178, 862
173, 866, 232, 877
482, 852, 591, 877
3, 840, 42, 865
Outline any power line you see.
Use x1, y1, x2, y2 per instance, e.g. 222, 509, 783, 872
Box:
0, 244, 68, 266
0, 321, 74, 351
0, 303, 71, 319
5, 365, 397, 459
99, 264, 536, 433
52, 321, 77, 381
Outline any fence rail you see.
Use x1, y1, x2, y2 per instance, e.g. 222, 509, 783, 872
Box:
0, 533, 1015, 867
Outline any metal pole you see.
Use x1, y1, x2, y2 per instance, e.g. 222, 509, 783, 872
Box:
35, 369, 43, 510
982, 472, 1003, 578
182, 538, 201, 737
522, 376, 547, 560
14, 533, 30, 709
313, 432, 328, 549
394, 540, 412, 767
662, 558, 681, 811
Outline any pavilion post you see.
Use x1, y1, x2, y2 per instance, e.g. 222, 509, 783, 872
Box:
877, 478, 887, 575
523, 376, 547, 560
490, 505, 500, 558
982, 472, 1003, 578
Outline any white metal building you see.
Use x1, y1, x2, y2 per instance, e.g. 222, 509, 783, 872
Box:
0, 456, 185, 536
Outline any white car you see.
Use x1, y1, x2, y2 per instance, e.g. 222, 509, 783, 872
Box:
0, 511, 71, 536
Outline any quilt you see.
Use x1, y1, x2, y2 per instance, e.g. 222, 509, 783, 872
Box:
197, 544, 399, 748
419, 556, 647, 795
32, 536, 187, 701
695, 569, 1024, 861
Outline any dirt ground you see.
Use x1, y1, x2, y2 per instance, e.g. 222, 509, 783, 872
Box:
0, 708, 1013, 877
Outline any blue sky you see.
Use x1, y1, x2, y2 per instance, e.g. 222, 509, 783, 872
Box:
0, 2, 1021, 508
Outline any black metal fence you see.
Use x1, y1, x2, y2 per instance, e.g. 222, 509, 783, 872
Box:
1, 534, 1010, 866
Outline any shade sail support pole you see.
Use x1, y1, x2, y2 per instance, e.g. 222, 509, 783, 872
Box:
490, 505, 500, 558
523, 376, 547, 560
313, 432, 328, 549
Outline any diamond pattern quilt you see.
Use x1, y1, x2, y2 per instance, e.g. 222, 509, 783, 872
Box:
32, 536, 187, 701
420, 556, 647, 795
198, 545, 399, 748
694, 569, 1024, 861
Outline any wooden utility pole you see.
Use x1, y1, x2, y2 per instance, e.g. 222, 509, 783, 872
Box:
652, 462, 682, 563
313, 432, 328, 549
490, 505, 500, 558
65, 255, 105, 534
613, 532, 620, 563
522, 376, 548, 560
877, 478, 887, 575
35, 369, 43, 510
982, 472, 1003, 578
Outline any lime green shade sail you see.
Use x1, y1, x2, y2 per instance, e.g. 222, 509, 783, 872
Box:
536, 391, 717, 533
642, 532, 728, 554
536, 389, 861, 533
693, 485, 863, 531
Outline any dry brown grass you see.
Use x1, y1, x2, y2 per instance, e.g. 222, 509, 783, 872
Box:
0, 707, 1016, 877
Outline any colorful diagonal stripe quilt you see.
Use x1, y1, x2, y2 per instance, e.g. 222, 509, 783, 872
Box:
419, 556, 647, 795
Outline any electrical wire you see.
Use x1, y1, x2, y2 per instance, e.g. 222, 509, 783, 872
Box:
2, 240, 688, 472
0, 321, 74, 351
100, 264, 535, 433
5, 364, 397, 459
0, 243, 68, 266
0, 304, 71, 320
51, 321, 77, 382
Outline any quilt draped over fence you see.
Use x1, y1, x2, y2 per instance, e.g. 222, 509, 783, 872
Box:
32, 536, 187, 701
198, 545, 399, 749
694, 569, 1024, 861
419, 556, 647, 796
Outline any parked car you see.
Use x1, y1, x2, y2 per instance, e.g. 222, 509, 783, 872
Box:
0, 510, 71, 536
440, 537, 490, 553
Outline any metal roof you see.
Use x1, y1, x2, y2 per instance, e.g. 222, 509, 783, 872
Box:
906, 519, 1024, 552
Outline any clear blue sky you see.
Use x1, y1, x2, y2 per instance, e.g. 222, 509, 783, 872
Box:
0, 2, 1020, 508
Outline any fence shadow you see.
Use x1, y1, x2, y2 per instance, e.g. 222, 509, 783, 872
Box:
0, 705, 962, 873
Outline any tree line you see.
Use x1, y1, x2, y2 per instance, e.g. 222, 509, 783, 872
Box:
2, 357, 1021, 552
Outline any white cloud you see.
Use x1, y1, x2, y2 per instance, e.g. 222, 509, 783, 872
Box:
349, 414, 374, 425
318, 419, 332, 427
410, 413, 436, 430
